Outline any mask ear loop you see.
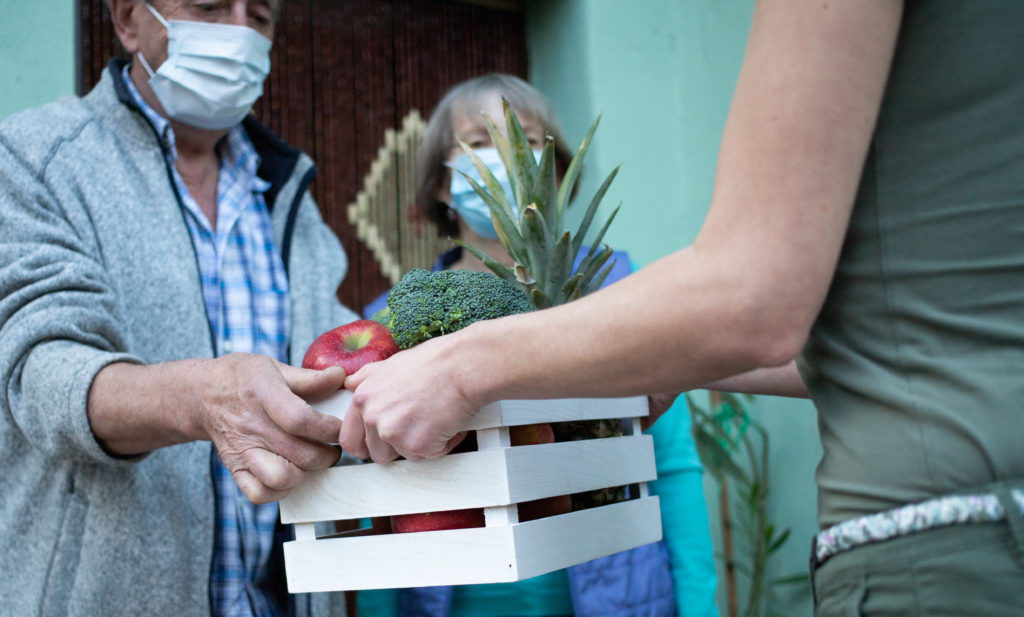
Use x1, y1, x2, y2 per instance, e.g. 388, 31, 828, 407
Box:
136, 50, 157, 78
143, 0, 171, 29
136, 1, 169, 78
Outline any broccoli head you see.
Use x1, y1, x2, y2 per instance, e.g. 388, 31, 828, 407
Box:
386, 268, 534, 349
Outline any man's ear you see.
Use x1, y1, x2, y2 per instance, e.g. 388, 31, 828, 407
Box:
109, 0, 143, 55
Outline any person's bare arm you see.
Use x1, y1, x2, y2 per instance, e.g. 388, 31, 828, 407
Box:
341, 0, 903, 463
703, 362, 809, 398
646, 361, 808, 429
88, 354, 348, 503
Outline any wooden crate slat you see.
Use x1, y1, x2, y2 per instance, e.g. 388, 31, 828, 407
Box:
308, 391, 650, 428
280, 435, 656, 523
513, 497, 663, 580
284, 524, 518, 592
470, 396, 649, 429
504, 435, 657, 502
284, 496, 662, 592
280, 449, 510, 523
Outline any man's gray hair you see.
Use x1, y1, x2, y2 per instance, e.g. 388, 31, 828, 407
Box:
103, 0, 283, 20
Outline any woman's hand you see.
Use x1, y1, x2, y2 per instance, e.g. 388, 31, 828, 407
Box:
340, 332, 483, 463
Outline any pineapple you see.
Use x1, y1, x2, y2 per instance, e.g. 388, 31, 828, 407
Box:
455, 99, 620, 309
456, 100, 628, 510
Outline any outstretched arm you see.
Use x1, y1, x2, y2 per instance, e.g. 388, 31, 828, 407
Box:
341, 0, 903, 462
88, 356, 347, 503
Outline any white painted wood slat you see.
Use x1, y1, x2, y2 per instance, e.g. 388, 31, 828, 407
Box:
279, 435, 656, 523
284, 496, 662, 592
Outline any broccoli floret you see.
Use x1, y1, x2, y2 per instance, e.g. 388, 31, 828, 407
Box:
387, 268, 534, 349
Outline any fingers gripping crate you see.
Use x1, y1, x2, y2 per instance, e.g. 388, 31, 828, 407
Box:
281, 393, 663, 593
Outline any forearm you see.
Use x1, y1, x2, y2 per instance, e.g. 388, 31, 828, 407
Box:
88, 353, 348, 502
341, 0, 902, 463
88, 360, 207, 456
703, 361, 809, 398
455, 0, 902, 408
456, 246, 795, 406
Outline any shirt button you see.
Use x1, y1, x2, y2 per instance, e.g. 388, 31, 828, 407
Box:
223, 341, 233, 353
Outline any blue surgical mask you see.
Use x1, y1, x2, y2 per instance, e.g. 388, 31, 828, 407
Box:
447, 147, 541, 240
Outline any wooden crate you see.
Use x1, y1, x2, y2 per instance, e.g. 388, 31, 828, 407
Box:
282, 393, 662, 593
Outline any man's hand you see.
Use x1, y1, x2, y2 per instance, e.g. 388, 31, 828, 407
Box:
88, 354, 349, 504
339, 333, 480, 464
195, 354, 347, 503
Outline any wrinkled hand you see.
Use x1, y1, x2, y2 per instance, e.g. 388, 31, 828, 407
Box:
644, 391, 681, 430
196, 353, 348, 504
340, 336, 480, 463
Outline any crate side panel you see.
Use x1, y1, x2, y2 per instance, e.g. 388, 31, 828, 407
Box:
505, 436, 658, 502
468, 396, 649, 430
280, 449, 511, 523
284, 526, 518, 592
307, 394, 651, 430
512, 496, 664, 579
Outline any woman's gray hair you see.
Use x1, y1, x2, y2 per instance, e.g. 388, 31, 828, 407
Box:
416, 73, 575, 238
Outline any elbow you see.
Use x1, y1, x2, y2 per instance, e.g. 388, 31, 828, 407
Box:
727, 281, 814, 370
749, 319, 808, 368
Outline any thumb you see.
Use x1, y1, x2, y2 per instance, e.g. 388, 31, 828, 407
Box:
281, 363, 348, 400
343, 361, 377, 391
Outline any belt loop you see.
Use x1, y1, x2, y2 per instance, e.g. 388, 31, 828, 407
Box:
994, 487, 1024, 566
809, 535, 820, 615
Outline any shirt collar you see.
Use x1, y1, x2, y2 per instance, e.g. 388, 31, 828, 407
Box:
119, 64, 269, 193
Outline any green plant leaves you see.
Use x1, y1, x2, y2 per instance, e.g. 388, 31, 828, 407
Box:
687, 392, 808, 616
461, 100, 620, 310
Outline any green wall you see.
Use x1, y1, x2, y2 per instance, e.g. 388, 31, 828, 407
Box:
0, 0, 76, 122
526, 2, 821, 616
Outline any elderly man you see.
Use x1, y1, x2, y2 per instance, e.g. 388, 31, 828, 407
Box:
0, 1, 356, 615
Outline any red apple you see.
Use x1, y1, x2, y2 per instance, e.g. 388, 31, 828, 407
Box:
302, 319, 399, 375
509, 423, 571, 521
391, 508, 485, 533
509, 423, 555, 447
518, 495, 573, 522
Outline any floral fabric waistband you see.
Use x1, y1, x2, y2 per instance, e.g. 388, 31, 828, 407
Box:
815, 489, 1024, 565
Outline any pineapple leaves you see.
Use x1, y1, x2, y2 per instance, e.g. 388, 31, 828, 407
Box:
556, 112, 602, 222
544, 231, 574, 304
460, 101, 621, 311
530, 288, 551, 310
502, 98, 538, 214
584, 257, 617, 296
455, 240, 518, 284
572, 166, 620, 257
458, 138, 515, 222
581, 203, 621, 265
558, 272, 584, 305
456, 162, 527, 264
532, 139, 560, 235
521, 205, 552, 282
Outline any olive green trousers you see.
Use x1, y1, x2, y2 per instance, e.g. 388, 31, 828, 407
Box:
811, 483, 1024, 616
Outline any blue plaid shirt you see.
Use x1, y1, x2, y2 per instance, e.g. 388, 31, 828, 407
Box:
123, 68, 288, 617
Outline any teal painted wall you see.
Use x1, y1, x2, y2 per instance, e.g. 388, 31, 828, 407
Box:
526, 3, 821, 616
0, 0, 76, 121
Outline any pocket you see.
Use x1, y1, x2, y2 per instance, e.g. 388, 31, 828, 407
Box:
39, 477, 88, 617
814, 577, 866, 617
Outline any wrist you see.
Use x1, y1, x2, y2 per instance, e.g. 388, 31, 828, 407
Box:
89, 361, 198, 455
448, 319, 512, 408
175, 358, 215, 442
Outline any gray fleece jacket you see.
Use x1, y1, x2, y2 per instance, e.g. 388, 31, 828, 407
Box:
0, 61, 357, 617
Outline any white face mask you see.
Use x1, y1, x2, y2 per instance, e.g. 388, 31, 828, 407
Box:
137, 1, 272, 130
